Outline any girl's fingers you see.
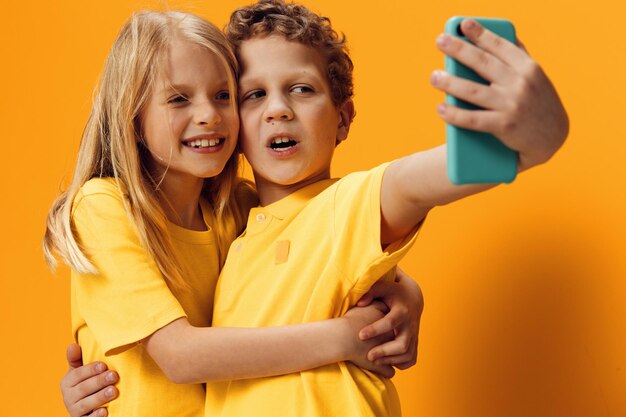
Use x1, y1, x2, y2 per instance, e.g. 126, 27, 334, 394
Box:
355, 292, 374, 307
436, 33, 513, 84
375, 352, 418, 369
359, 307, 405, 340
371, 364, 396, 379
431, 70, 505, 110
367, 335, 413, 361
358, 280, 393, 305
460, 18, 531, 70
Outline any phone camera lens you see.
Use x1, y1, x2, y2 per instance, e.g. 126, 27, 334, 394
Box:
456, 24, 465, 37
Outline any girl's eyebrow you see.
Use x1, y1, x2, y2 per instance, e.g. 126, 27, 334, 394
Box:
158, 83, 189, 95
158, 79, 231, 95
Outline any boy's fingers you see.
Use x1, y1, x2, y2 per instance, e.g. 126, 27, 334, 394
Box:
436, 33, 512, 84
77, 371, 118, 399
437, 104, 507, 135
63, 362, 111, 388
88, 408, 109, 417
431, 70, 505, 110
67, 343, 84, 370
516, 38, 529, 54
75, 385, 118, 417
460, 18, 532, 72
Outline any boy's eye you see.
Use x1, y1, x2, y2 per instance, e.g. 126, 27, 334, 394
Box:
292, 85, 313, 94
242, 90, 266, 101
167, 95, 188, 105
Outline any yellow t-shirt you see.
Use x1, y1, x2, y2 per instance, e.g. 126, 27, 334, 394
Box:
71, 178, 226, 417
206, 163, 419, 417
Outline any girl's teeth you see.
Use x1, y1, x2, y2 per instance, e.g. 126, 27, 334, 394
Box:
187, 138, 221, 148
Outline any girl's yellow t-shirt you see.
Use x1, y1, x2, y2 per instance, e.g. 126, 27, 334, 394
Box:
71, 178, 224, 417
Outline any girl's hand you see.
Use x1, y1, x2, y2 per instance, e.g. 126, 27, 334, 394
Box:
431, 18, 569, 171
356, 268, 424, 369
341, 302, 396, 378
60, 343, 118, 417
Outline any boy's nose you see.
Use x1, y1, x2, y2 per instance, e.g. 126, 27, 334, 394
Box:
264, 96, 294, 123
194, 102, 222, 126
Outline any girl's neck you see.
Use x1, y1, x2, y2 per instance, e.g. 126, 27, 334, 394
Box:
154, 173, 206, 231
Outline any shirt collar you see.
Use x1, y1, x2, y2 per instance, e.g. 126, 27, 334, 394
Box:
251, 178, 338, 221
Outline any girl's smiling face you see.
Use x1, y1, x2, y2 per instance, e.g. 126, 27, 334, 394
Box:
140, 37, 239, 187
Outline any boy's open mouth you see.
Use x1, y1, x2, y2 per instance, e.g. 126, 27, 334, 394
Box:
270, 137, 298, 151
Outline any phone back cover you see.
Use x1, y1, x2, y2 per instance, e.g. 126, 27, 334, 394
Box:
445, 16, 518, 184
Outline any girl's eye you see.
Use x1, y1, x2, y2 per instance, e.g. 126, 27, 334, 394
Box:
167, 95, 188, 105
242, 90, 266, 101
292, 85, 313, 94
216, 91, 231, 101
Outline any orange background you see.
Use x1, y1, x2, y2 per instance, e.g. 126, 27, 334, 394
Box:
1, 0, 624, 416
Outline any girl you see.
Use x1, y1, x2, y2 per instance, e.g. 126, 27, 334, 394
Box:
44, 10, 421, 417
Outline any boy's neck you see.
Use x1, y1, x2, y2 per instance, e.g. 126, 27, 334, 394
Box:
254, 171, 331, 206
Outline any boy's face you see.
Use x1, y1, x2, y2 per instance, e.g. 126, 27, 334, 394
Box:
237, 35, 353, 201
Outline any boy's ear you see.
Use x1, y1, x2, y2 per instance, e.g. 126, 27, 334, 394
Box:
336, 99, 355, 146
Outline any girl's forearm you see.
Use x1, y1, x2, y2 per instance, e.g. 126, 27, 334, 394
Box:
143, 317, 350, 384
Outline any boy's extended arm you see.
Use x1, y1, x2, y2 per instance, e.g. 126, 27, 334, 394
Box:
381, 19, 568, 244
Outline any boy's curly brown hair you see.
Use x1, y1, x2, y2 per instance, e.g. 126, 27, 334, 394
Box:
226, 0, 354, 107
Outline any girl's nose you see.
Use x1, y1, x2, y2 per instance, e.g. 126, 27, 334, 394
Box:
194, 102, 222, 126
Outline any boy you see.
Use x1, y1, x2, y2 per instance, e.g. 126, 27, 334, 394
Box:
61, 0, 568, 415
202, 1, 567, 416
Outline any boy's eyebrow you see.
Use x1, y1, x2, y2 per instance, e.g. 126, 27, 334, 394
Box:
239, 69, 322, 86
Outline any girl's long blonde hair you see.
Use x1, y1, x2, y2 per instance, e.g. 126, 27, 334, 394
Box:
43, 10, 251, 291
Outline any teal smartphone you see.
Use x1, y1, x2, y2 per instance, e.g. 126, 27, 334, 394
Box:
445, 16, 518, 185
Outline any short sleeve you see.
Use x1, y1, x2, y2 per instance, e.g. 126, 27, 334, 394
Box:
71, 180, 186, 355
330, 163, 421, 297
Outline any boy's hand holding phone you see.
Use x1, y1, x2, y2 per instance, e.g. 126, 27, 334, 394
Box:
432, 18, 568, 177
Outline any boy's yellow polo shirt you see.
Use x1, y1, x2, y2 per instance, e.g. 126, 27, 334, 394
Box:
206, 163, 419, 417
